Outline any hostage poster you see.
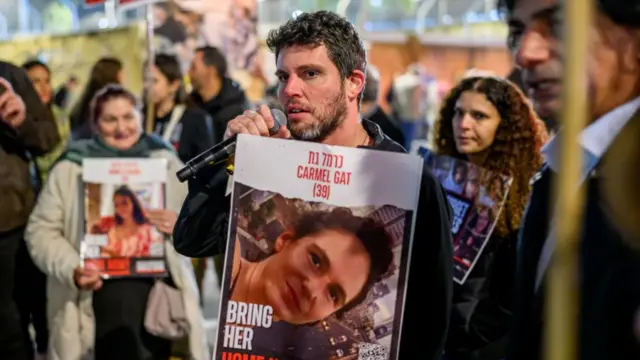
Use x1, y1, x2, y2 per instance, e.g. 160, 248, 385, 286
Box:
82, 158, 168, 278
418, 147, 513, 284
214, 135, 423, 360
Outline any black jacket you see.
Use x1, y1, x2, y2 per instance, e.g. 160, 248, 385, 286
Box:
172, 119, 454, 360
368, 106, 405, 147
507, 160, 640, 360
444, 230, 518, 360
0, 61, 60, 232
192, 78, 250, 144
152, 105, 215, 163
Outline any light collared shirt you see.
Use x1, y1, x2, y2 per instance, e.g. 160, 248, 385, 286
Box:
535, 95, 640, 291
542, 95, 640, 173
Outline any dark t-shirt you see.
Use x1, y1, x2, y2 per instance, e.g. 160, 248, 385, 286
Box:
92, 278, 171, 360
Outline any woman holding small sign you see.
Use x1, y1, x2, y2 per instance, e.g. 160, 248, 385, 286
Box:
24, 85, 208, 360
435, 74, 548, 360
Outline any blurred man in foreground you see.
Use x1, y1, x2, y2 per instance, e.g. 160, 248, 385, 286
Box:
500, 0, 640, 359
0, 60, 59, 360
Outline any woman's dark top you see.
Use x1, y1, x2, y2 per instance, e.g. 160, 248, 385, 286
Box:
444, 230, 518, 360
152, 106, 215, 163
93, 278, 171, 360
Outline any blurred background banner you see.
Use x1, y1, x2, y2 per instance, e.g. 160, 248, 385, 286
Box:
151, 0, 263, 100
0, 0, 513, 103
0, 24, 145, 102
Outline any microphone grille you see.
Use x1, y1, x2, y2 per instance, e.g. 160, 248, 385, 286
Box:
270, 108, 288, 135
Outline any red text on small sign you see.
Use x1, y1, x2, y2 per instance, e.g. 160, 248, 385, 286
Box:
297, 150, 352, 200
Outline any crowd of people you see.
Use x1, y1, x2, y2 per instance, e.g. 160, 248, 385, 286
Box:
0, 0, 639, 359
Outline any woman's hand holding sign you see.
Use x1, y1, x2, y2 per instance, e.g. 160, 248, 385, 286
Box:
74, 266, 103, 291
146, 209, 178, 235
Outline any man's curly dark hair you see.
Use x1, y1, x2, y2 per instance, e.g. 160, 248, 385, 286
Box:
265, 10, 367, 101
434, 76, 549, 238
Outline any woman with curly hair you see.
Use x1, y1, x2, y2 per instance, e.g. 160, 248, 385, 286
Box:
437, 75, 549, 360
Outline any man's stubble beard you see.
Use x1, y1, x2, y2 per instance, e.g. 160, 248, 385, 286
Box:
289, 85, 347, 143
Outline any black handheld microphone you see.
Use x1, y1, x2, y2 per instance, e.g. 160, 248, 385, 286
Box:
176, 108, 288, 182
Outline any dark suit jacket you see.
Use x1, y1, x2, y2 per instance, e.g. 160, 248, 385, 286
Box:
508, 137, 640, 359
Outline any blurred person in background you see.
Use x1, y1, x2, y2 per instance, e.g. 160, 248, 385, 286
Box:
189, 46, 250, 144
70, 57, 123, 140
0, 60, 59, 360
22, 60, 71, 182
24, 85, 208, 360
361, 65, 405, 146
15, 59, 72, 360
262, 84, 283, 112
53, 76, 79, 111
150, 53, 215, 163
434, 75, 548, 360
499, 0, 640, 359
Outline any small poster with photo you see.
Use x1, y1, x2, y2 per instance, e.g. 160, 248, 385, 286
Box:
418, 147, 513, 284
82, 158, 168, 278
214, 134, 424, 360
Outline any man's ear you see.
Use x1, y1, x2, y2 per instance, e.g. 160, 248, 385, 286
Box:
169, 79, 181, 96
274, 231, 294, 252
346, 70, 365, 103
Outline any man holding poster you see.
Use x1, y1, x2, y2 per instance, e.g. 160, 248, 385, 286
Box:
173, 10, 453, 359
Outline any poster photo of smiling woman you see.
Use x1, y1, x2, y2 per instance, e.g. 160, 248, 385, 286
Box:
213, 135, 423, 360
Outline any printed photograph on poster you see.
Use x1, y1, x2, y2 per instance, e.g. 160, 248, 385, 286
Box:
150, 0, 259, 74
214, 135, 424, 360
418, 147, 513, 284
82, 158, 168, 278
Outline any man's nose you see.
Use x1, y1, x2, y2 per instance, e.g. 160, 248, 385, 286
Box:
303, 275, 330, 300
282, 76, 303, 98
515, 29, 551, 69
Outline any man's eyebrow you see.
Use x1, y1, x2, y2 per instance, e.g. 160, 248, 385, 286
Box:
296, 64, 323, 72
275, 64, 324, 78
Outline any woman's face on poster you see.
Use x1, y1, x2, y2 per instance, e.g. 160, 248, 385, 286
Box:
114, 194, 134, 221
261, 229, 371, 325
475, 208, 491, 233
152, 5, 168, 26
491, 178, 503, 196
465, 179, 479, 198
453, 166, 466, 184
